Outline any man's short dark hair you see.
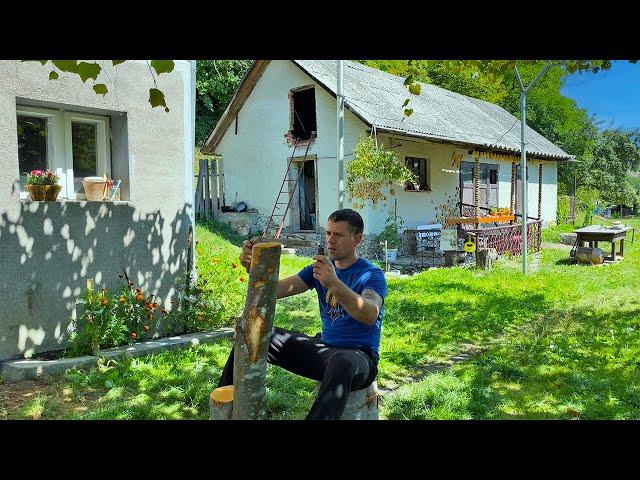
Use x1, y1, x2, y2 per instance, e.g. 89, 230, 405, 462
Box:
328, 208, 364, 235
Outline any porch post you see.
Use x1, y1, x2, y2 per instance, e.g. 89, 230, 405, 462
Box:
473, 151, 480, 229
538, 162, 543, 220
510, 161, 516, 224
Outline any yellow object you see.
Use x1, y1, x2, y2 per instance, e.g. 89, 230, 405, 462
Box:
463, 236, 476, 253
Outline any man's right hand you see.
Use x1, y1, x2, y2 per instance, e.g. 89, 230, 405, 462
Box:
240, 240, 253, 273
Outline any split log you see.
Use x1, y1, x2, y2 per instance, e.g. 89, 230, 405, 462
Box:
231, 242, 282, 420
476, 248, 498, 269
209, 385, 233, 420
575, 247, 604, 265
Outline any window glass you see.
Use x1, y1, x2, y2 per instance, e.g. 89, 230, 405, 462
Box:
72, 121, 98, 191
17, 115, 48, 187
405, 156, 429, 190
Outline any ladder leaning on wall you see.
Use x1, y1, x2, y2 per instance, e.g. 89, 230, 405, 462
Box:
262, 132, 316, 239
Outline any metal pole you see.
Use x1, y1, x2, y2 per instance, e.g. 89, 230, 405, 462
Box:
337, 60, 345, 209
520, 89, 528, 274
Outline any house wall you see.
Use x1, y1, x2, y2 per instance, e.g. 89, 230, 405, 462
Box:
216, 60, 367, 235
0, 60, 195, 361
362, 137, 559, 237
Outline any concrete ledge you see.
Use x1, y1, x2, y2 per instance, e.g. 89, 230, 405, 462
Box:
0, 327, 234, 383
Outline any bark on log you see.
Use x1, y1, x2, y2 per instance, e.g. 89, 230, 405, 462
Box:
231, 242, 282, 420
316, 381, 380, 420
210, 385, 233, 420
476, 248, 498, 269
575, 247, 604, 265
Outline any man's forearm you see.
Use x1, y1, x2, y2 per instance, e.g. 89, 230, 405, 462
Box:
327, 279, 379, 325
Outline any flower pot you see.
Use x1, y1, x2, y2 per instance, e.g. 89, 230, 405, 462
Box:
82, 177, 108, 201
26, 184, 62, 201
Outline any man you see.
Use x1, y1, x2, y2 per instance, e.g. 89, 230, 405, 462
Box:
217, 208, 387, 420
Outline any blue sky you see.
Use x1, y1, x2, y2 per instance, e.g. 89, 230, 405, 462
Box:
561, 60, 640, 131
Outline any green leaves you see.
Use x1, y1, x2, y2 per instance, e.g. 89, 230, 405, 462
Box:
402, 98, 410, 108
408, 83, 421, 95
52, 60, 79, 73
49, 71, 59, 80
150, 60, 175, 75
149, 88, 168, 111
78, 62, 101, 83
93, 84, 108, 95
404, 108, 414, 117
112, 60, 126, 66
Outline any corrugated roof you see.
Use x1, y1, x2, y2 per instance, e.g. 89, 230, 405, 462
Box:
293, 60, 573, 160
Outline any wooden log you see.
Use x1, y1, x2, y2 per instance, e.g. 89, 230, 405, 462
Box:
231, 242, 282, 420
575, 247, 604, 265
340, 382, 379, 420
316, 381, 380, 420
476, 248, 498, 269
210, 385, 233, 420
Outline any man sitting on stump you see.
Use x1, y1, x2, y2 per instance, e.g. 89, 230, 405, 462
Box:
216, 208, 387, 420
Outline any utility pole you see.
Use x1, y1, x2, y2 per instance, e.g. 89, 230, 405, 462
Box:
337, 60, 345, 209
514, 63, 552, 274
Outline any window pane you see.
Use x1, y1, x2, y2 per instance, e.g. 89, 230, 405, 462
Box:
489, 169, 497, 184
17, 115, 48, 187
72, 122, 98, 179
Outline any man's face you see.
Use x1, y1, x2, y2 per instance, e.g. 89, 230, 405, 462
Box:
325, 219, 361, 261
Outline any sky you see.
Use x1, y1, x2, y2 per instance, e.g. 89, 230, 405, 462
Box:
561, 60, 640, 131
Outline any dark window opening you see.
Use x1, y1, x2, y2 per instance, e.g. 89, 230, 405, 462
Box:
404, 156, 430, 191
17, 115, 48, 188
489, 169, 497, 184
291, 88, 317, 141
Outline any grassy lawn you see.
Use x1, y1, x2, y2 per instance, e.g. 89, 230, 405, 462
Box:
3, 217, 640, 420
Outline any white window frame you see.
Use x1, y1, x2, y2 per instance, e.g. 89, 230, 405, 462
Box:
15, 106, 65, 199
64, 112, 111, 200
16, 105, 112, 200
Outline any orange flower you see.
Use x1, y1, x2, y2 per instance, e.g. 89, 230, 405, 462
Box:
145, 302, 153, 310
152, 302, 158, 309
143, 325, 150, 332
239, 277, 246, 282
136, 293, 144, 302
130, 332, 137, 340
231, 262, 238, 269
100, 298, 108, 306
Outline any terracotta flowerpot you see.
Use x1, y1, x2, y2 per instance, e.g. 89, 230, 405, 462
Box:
26, 184, 62, 201
82, 177, 109, 201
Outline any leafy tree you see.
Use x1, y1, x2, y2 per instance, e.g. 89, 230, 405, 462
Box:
195, 60, 252, 146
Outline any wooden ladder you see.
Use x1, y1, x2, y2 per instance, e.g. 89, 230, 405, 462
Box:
262, 133, 316, 239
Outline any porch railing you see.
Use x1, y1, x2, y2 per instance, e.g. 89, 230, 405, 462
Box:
465, 219, 542, 255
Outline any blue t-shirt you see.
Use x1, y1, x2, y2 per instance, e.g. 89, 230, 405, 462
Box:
297, 257, 387, 363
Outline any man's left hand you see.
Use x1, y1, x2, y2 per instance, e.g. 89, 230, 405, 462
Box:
312, 255, 338, 289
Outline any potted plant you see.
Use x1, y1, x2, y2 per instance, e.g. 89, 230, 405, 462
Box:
489, 207, 498, 216
25, 169, 61, 201
377, 210, 404, 261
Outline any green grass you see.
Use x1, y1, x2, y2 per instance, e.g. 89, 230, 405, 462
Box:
6, 217, 640, 420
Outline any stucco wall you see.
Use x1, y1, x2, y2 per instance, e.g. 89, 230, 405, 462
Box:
0, 60, 194, 361
216, 60, 367, 234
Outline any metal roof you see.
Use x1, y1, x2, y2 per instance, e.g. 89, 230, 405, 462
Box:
294, 60, 573, 160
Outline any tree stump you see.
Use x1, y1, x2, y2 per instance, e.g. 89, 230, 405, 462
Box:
209, 385, 233, 420
316, 381, 380, 420
476, 248, 498, 269
575, 247, 604, 265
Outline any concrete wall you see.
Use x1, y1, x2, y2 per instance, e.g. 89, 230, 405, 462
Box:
216, 60, 367, 234
0, 60, 194, 361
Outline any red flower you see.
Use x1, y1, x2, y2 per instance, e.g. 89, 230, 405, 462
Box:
143, 325, 150, 332
130, 332, 138, 340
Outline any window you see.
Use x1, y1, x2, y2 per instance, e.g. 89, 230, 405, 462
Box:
404, 156, 430, 191
16, 105, 111, 200
290, 87, 317, 141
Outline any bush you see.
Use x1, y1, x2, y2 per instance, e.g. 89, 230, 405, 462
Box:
557, 195, 571, 224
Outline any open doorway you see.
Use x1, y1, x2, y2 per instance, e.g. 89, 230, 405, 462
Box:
290, 156, 317, 232
290, 87, 317, 141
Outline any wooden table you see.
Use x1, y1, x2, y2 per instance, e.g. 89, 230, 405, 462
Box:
573, 225, 630, 261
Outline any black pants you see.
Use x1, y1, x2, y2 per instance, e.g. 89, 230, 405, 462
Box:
217, 327, 378, 420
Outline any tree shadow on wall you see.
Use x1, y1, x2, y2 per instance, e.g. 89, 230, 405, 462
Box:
0, 199, 193, 361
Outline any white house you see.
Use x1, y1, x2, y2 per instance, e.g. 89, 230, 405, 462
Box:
0, 60, 195, 361
203, 60, 572, 254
